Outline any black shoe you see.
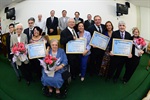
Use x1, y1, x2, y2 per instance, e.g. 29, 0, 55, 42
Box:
27, 81, 30, 86
56, 93, 66, 99
18, 77, 21, 82
42, 86, 53, 97
113, 79, 117, 83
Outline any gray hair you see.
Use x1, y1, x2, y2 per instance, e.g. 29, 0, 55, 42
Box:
16, 23, 23, 29
118, 21, 126, 26
50, 39, 59, 45
67, 18, 75, 23
28, 17, 35, 22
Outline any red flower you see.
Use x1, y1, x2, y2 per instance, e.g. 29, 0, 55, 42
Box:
44, 54, 57, 67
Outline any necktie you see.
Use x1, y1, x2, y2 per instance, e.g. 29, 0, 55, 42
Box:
121, 32, 124, 39
72, 29, 76, 38
51, 17, 53, 23
98, 26, 101, 33
29, 29, 32, 39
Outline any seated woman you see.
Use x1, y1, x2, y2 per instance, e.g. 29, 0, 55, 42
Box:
41, 39, 68, 98
29, 26, 50, 78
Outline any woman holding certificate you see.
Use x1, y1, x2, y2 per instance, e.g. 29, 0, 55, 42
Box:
41, 39, 68, 98
77, 22, 91, 81
123, 27, 145, 84
29, 26, 50, 79
99, 21, 113, 77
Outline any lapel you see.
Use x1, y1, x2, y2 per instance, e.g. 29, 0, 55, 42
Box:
94, 25, 99, 32
20, 33, 24, 43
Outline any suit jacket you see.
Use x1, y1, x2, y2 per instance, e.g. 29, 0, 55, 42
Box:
60, 27, 79, 51
58, 17, 69, 31
74, 17, 84, 32
10, 33, 28, 50
87, 24, 106, 36
87, 24, 106, 54
23, 28, 33, 43
84, 20, 94, 31
6, 32, 15, 59
46, 17, 58, 35
109, 30, 131, 52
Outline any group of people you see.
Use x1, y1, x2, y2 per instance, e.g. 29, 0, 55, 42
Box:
5, 10, 149, 99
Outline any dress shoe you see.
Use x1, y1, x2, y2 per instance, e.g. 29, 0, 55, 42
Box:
56, 93, 66, 99
27, 81, 30, 86
18, 77, 21, 82
113, 79, 117, 83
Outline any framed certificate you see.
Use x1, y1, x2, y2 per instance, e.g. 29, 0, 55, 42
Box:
112, 39, 133, 56
27, 42, 46, 59
66, 39, 86, 54
90, 31, 110, 50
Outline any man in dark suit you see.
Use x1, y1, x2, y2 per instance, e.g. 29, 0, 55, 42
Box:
74, 11, 84, 32
23, 17, 35, 43
84, 14, 94, 31
107, 21, 132, 83
6, 23, 21, 81
60, 18, 80, 80
87, 15, 106, 76
46, 10, 58, 35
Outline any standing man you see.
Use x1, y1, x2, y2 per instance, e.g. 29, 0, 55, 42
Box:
58, 10, 69, 32
84, 14, 94, 31
24, 17, 35, 43
87, 15, 106, 76
46, 10, 58, 35
74, 11, 84, 32
6, 23, 21, 81
60, 18, 80, 80
10, 24, 32, 85
35, 14, 46, 35
107, 21, 132, 83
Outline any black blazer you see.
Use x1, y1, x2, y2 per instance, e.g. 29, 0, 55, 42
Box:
87, 24, 106, 36
109, 30, 131, 52
6, 32, 15, 60
60, 27, 79, 51
46, 17, 58, 35
23, 28, 33, 43
74, 17, 84, 32
84, 20, 94, 31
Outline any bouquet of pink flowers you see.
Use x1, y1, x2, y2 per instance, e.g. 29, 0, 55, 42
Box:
39, 55, 60, 77
133, 37, 146, 50
44, 55, 57, 70
12, 42, 29, 66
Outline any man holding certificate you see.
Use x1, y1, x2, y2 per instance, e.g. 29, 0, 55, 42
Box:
60, 18, 80, 80
87, 15, 106, 76
106, 21, 132, 83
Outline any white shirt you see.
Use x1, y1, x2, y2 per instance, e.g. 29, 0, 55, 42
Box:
67, 27, 77, 38
94, 24, 102, 33
35, 19, 46, 32
120, 31, 125, 39
17, 35, 21, 43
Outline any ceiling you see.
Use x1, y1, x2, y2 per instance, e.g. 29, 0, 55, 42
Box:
128, 0, 150, 8
0, 0, 25, 10
0, 0, 149, 10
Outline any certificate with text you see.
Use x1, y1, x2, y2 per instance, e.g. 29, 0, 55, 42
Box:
27, 42, 46, 59
112, 39, 133, 56
90, 31, 110, 50
66, 39, 86, 54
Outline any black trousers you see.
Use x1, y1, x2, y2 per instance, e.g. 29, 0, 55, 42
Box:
123, 56, 140, 82
89, 49, 104, 75
67, 54, 80, 77
18, 63, 32, 81
107, 56, 127, 79
30, 59, 42, 78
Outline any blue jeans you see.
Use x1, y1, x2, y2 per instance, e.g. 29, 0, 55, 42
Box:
79, 55, 89, 77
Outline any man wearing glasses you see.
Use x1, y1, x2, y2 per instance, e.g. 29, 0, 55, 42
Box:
24, 17, 35, 42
